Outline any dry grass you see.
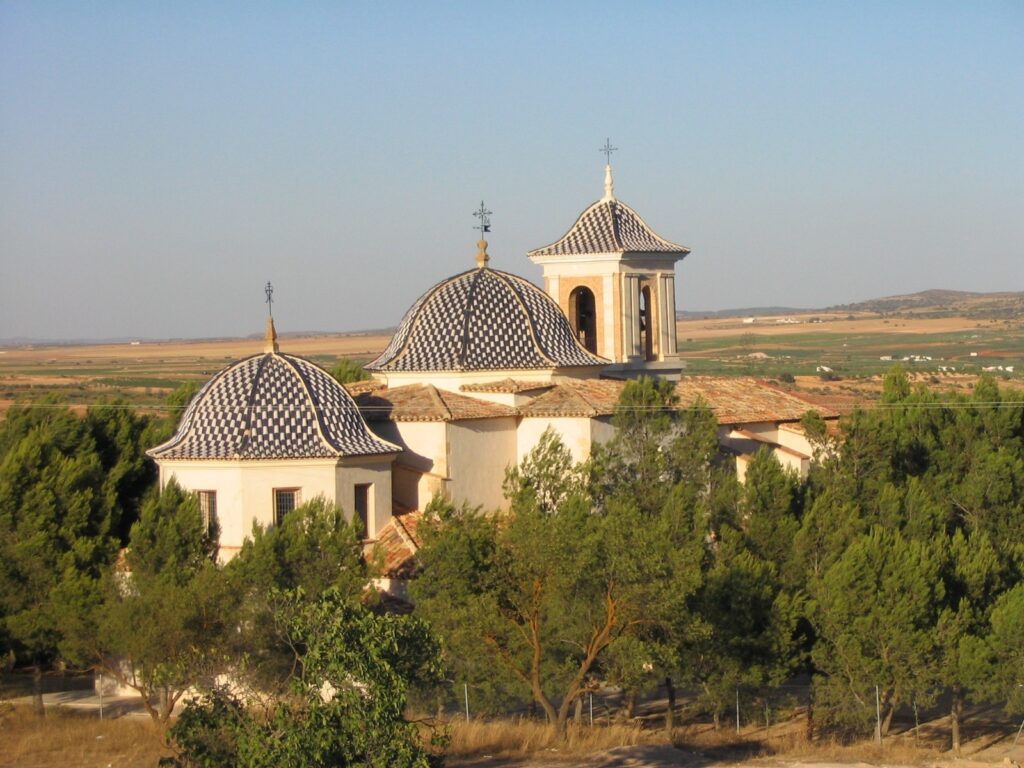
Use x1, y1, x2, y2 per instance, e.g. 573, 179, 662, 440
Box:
442, 717, 657, 760
672, 722, 943, 765
0, 705, 172, 767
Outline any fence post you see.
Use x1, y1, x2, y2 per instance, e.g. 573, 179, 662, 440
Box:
464, 683, 470, 722
875, 685, 882, 745
736, 689, 740, 735
589, 692, 594, 726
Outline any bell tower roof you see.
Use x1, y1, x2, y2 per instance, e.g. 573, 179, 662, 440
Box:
527, 165, 689, 259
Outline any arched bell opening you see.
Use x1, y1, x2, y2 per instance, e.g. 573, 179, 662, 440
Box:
568, 286, 597, 354
639, 285, 655, 361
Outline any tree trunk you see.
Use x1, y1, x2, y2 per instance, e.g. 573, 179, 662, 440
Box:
158, 686, 171, 723
31, 664, 44, 716
713, 709, 721, 731
881, 694, 897, 737
574, 695, 583, 725
624, 688, 636, 719
665, 677, 676, 737
951, 685, 964, 754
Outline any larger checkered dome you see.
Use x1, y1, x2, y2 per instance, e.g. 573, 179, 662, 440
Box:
528, 198, 690, 257
148, 353, 398, 460
367, 267, 607, 372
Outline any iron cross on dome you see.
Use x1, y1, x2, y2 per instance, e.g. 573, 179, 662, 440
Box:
473, 201, 492, 234
600, 138, 618, 164
265, 281, 274, 316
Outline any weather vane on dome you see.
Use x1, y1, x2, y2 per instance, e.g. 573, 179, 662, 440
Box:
265, 281, 274, 316
600, 138, 617, 165
473, 201, 492, 268
473, 201, 492, 234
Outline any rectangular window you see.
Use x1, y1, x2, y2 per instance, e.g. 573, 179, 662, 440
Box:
354, 483, 372, 539
273, 488, 300, 526
198, 491, 217, 534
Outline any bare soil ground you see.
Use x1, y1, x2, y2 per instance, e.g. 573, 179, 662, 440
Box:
1, 311, 1021, 420
4, 702, 1021, 768
675, 313, 1001, 340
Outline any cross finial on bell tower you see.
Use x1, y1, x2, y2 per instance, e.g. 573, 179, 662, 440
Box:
600, 138, 617, 164
473, 200, 492, 268
600, 138, 617, 201
263, 281, 279, 354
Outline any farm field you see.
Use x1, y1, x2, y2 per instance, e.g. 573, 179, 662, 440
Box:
1, 312, 1021, 419
0, 332, 392, 418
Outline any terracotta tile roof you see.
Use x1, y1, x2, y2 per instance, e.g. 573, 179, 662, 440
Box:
354, 384, 517, 422
674, 378, 839, 425
367, 510, 423, 578
517, 379, 624, 417
459, 378, 556, 394
344, 379, 385, 395
517, 377, 837, 425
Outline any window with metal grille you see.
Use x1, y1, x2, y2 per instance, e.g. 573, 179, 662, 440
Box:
198, 491, 217, 533
273, 488, 300, 526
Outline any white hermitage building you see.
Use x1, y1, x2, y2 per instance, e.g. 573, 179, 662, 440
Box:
149, 164, 834, 568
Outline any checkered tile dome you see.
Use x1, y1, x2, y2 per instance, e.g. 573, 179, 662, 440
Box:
528, 198, 689, 257
148, 353, 398, 460
367, 267, 607, 372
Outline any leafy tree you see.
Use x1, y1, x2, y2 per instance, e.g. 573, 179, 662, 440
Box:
681, 527, 804, 728
802, 371, 1024, 744
412, 430, 681, 736
739, 449, 801, 588
0, 403, 118, 712
935, 529, 1009, 751
226, 496, 371, 693
85, 402, 160, 543
168, 588, 444, 768
810, 527, 943, 738
330, 358, 371, 385
91, 480, 234, 724
590, 380, 729, 724
963, 583, 1024, 716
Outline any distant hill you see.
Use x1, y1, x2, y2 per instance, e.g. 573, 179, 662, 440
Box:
829, 289, 1024, 319
681, 290, 1024, 321
678, 306, 808, 320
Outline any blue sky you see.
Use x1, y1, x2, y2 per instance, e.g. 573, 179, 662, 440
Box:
1, 2, 1022, 340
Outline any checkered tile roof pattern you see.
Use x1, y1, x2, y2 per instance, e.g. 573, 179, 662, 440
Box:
366, 267, 607, 372
148, 353, 399, 460
528, 198, 689, 257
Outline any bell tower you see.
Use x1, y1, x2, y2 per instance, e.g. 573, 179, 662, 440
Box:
527, 154, 690, 376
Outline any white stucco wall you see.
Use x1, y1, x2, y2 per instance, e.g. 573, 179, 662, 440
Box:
160, 460, 338, 559
446, 417, 518, 511
365, 420, 449, 510
335, 457, 394, 539
159, 456, 394, 559
776, 423, 815, 457
517, 416, 601, 465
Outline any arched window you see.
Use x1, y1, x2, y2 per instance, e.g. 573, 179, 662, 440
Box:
639, 286, 655, 361
568, 286, 597, 353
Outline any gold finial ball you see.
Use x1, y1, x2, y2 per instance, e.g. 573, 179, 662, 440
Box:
476, 239, 489, 268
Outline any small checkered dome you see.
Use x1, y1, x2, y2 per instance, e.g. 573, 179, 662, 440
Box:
148, 352, 398, 460
367, 267, 607, 372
